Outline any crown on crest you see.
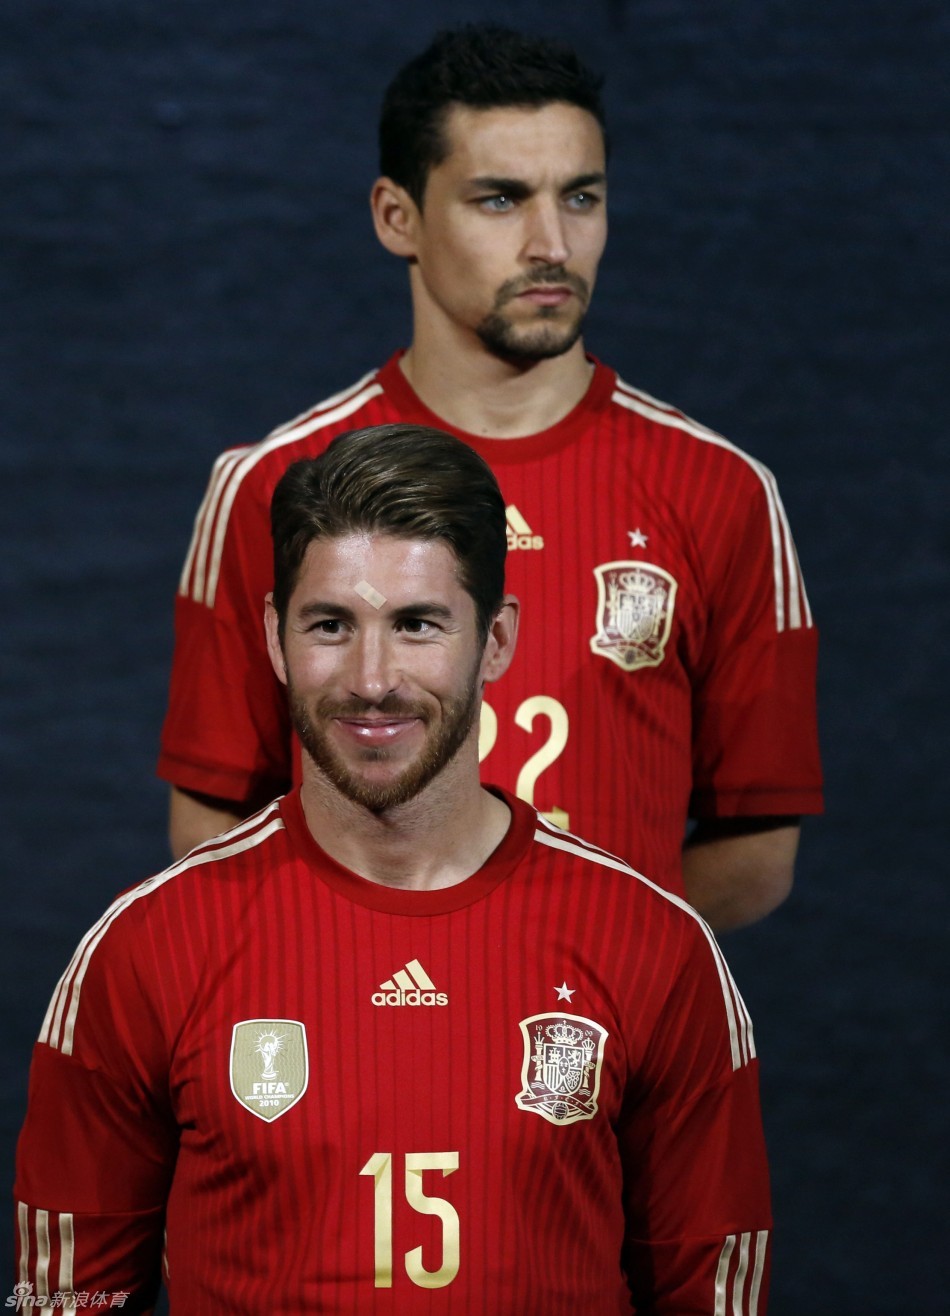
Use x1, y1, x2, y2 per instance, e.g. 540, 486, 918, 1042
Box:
546, 1020, 585, 1046
618, 566, 664, 597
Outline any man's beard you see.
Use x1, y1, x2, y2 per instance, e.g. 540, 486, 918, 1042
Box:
289, 673, 482, 814
476, 266, 591, 363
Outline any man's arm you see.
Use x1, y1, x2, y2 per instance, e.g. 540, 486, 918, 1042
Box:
16, 913, 177, 1311
159, 449, 293, 858
620, 915, 772, 1313
682, 816, 800, 932
16, 1047, 173, 1309
687, 455, 821, 930
169, 785, 251, 859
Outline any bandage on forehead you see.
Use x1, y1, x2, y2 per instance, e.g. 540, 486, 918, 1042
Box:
353, 579, 387, 609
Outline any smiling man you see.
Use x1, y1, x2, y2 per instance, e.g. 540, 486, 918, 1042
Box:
266, 442, 519, 857
160, 24, 822, 930
17, 425, 772, 1312
275, 536, 494, 815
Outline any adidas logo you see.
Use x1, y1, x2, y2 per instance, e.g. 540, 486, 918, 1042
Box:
371, 959, 448, 1007
506, 505, 544, 551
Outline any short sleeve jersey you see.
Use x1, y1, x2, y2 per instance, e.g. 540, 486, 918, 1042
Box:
159, 355, 822, 892
16, 792, 771, 1314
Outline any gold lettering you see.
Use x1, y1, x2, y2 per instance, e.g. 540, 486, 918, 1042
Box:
480, 695, 570, 828
360, 1151, 460, 1290
404, 1152, 460, 1289
358, 1152, 393, 1288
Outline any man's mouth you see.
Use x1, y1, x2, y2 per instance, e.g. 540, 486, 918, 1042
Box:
516, 285, 574, 307
326, 705, 428, 747
501, 269, 589, 310
332, 713, 424, 747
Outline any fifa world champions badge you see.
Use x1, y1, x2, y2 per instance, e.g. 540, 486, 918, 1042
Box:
590, 560, 678, 671
230, 1019, 309, 1122
515, 1013, 608, 1127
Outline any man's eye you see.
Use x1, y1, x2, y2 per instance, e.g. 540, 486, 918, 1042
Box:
566, 191, 600, 210
310, 619, 344, 635
399, 618, 434, 635
480, 195, 515, 213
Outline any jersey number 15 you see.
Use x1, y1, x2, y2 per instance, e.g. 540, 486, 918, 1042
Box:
359, 1151, 460, 1289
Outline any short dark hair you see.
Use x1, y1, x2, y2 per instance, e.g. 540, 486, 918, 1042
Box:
271, 424, 507, 641
379, 24, 607, 208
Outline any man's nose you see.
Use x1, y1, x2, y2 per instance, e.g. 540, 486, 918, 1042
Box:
523, 198, 570, 266
346, 629, 399, 703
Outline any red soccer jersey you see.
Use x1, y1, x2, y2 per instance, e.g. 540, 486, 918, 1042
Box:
159, 355, 822, 893
16, 792, 771, 1314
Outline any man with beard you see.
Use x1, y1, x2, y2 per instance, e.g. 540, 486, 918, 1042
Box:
17, 425, 772, 1312
160, 25, 822, 931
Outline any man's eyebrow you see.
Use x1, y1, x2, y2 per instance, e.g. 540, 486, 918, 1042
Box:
563, 171, 607, 191
467, 171, 607, 196
468, 176, 533, 198
296, 601, 357, 623
294, 601, 456, 623
391, 602, 455, 622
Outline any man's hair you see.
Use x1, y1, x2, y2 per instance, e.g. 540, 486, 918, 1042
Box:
271, 423, 507, 641
379, 24, 607, 208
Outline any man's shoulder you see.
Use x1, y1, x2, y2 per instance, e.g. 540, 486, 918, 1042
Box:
524, 811, 700, 930
38, 802, 294, 1060
602, 368, 772, 482
109, 802, 292, 936
520, 814, 736, 1017
225, 363, 394, 494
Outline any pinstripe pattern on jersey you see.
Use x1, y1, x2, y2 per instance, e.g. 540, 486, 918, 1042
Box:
39, 803, 286, 1058
612, 377, 812, 634
179, 371, 383, 608
714, 1230, 769, 1315
17, 1203, 75, 1304
533, 816, 755, 1071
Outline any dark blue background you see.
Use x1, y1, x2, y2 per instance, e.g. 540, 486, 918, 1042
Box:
2, 1, 948, 1310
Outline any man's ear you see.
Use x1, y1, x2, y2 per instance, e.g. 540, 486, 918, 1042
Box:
370, 176, 421, 259
264, 593, 288, 686
480, 596, 520, 686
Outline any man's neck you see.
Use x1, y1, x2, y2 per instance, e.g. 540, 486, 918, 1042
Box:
400, 329, 594, 438
299, 759, 511, 891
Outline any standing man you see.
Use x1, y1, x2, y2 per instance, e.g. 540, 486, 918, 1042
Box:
160, 25, 822, 929
17, 425, 772, 1312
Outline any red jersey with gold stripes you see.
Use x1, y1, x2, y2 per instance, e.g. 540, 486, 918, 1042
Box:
159, 355, 822, 893
16, 792, 771, 1314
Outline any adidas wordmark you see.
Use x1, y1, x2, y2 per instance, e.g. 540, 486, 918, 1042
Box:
371, 958, 448, 1007
506, 505, 544, 551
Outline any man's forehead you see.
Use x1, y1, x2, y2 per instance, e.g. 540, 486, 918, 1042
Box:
297, 532, 462, 591
437, 101, 606, 177
291, 533, 473, 622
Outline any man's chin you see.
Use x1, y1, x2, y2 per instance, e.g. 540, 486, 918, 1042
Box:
304, 748, 418, 810
476, 316, 584, 364
291, 678, 481, 815
302, 730, 453, 812
323, 765, 440, 814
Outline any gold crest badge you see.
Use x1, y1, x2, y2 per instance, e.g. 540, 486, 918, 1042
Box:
230, 1019, 309, 1122
590, 560, 677, 671
515, 1013, 608, 1127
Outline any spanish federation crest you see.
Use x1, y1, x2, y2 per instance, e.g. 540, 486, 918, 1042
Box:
515, 1013, 608, 1127
590, 560, 678, 672
230, 1019, 309, 1122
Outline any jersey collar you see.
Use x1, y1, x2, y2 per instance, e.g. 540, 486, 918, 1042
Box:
279, 785, 537, 915
376, 351, 616, 464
